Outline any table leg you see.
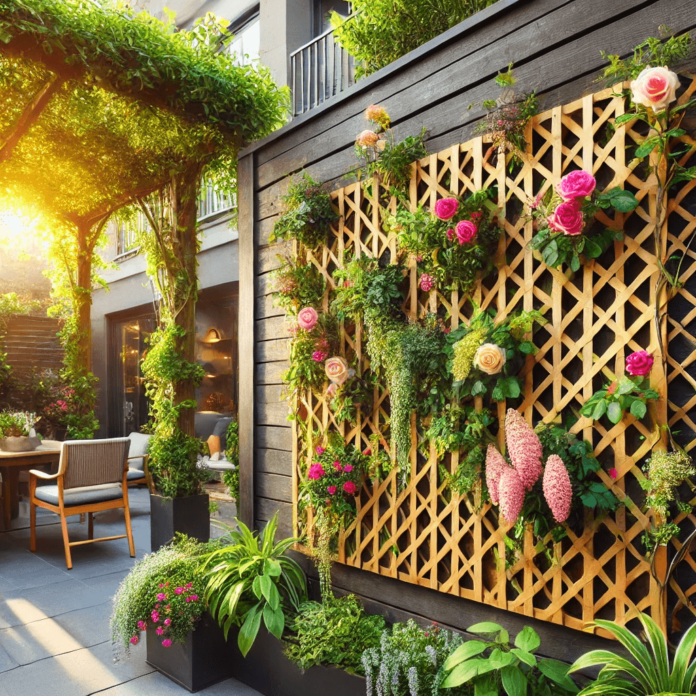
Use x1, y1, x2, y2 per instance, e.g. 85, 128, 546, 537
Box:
8, 468, 19, 521
1, 466, 10, 530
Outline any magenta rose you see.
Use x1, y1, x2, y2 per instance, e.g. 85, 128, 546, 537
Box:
434, 198, 459, 220
625, 350, 653, 377
308, 463, 325, 480
547, 201, 584, 236
555, 170, 596, 200
420, 273, 435, 292
455, 220, 477, 244
297, 307, 318, 331
343, 480, 357, 495
327, 486, 337, 495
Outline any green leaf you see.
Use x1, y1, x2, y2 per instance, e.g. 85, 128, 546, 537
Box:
617, 377, 635, 395
608, 189, 639, 212
542, 239, 560, 268
583, 238, 602, 258
471, 381, 487, 397
510, 648, 537, 667
514, 626, 540, 653
252, 575, 262, 599
502, 665, 528, 696
570, 254, 581, 272
263, 559, 282, 577
442, 659, 484, 687
630, 400, 647, 420
607, 401, 623, 424
262, 603, 284, 639
538, 658, 579, 692
614, 113, 636, 125
443, 640, 489, 670
592, 400, 607, 421
518, 341, 535, 355
238, 604, 263, 657
468, 622, 508, 642
635, 138, 658, 158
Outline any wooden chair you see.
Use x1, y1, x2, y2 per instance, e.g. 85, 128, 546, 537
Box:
29, 438, 135, 570
125, 432, 152, 489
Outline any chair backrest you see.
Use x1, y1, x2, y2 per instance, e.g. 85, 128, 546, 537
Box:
127, 432, 151, 471
59, 438, 131, 490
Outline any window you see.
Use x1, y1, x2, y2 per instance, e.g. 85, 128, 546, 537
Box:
225, 12, 260, 66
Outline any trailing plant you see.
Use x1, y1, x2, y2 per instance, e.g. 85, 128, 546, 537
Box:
110, 534, 218, 657
201, 512, 307, 657
528, 170, 639, 271
569, 612, 696, 696
473, 64, 539, 162
271, 256, 326, 315
0, 411, 36, 438
223, 416, 240, 501
442, 621, 579, 694
355, 104, 427, 194
283, 594, 385, 674
332, 0, 499, 80
299, 433, 367, 598
446, 304, 545, 402
362, 619, 467, 696
389, 188, 501, 294
424, 405, 495, 497
270, 173, 340, 249
640, 449, 695, 553
580, 351, 659, 426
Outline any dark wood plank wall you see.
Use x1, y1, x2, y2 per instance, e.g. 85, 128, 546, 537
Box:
237, 0, 696, 661
3, 316, 62, 375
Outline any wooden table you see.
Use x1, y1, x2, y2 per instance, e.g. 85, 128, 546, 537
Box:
0, 443, 61, 529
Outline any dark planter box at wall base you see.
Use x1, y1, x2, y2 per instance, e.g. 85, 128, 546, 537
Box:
146, 612, 230, 693
150, 493, 210, 552
227, 625, 366, 696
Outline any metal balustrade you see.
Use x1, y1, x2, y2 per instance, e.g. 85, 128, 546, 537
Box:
290, 19, 356, 117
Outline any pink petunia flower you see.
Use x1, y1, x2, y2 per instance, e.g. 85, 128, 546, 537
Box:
130, 636, 139, 645
164, 618, 171, 626
156, 626, 164, 636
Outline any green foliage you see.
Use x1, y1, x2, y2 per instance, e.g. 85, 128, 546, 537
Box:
600, 31, 693, 84
326, 363, 375, 425
141, 324, 207, 498
201, 513, 307, 657
364, 433, 395, 482
110, 535, 218, 655
0, 411, 35, 437
284, 595, 385, 674
270, 173, 340, 248
362, 619, 467, 695
442, 621, 579, 695
580, 376, 659, 426
569, 612, 696, 696
446, 305, 545, 403
529, 186, 639, 271
271, 257, 326, 315
332, 0, 499, 80
223, 417, 240, 501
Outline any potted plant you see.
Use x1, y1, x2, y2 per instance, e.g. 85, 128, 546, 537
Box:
0, 412, 40, 452
111, 535, 230, 693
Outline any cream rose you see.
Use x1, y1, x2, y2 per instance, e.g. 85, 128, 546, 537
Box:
473, 343, 506, 375
325, 356, 349, 385
630, 66, 680, 113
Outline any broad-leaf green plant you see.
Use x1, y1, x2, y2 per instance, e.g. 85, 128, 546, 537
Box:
201, 512, 307, 656
569, 613, 696, 696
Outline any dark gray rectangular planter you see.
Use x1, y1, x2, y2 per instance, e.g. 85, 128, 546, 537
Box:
227, 625, 366, 696
146, 612, 230, 692
150, 493, 210, 552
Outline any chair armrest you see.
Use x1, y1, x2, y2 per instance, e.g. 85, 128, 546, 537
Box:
127, 455, 146, 463
29, 469, 60, 480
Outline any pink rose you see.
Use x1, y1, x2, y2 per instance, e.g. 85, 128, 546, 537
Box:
434, 198, 459, 220
174, 587, 184, 595
555, 170, 596, 200
343, 480, 358, 495
327, 485, 337, 495
308, 463, 325, 480
547, 200, 584, 236
625, 350, 653, 377
151, 611, 159, 622
311, 351, 327, 362
356, 130, 379, 148
420, 273, 435, 292
297, 307, 318, 331
630, 66, 680, 113
137, 620, 147, 630
471, 212, 482, 220
609, 468, 618, 480
455, 220, 477, 244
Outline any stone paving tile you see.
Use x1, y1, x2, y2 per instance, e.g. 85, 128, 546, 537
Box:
98, 674, 263, 696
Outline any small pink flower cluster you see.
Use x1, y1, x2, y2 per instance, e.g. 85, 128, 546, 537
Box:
420, 273, 435, 292
486, 409, 573, 524
308, 462, 325, 480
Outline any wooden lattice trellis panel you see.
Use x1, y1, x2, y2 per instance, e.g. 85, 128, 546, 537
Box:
291, 82, 696, 637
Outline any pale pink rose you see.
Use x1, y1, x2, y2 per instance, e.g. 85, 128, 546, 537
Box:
297, 307, 318, 331
630, 66, 680, 113
325, 356, 349, 385
473, 343, 506, 375
555, 171, 596, 200
547, 201, 584, 236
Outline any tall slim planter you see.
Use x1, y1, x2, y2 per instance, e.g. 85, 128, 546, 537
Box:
146, 611, 229, 692
150, 493, 210, 552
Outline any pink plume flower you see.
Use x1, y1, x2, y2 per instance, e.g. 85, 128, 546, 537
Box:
625, 350, 653, 377
308, 463, 325, 480
455, 220, 477, 244
485, 444, 509, 505
434, 198, 459, 220
543, 455, 573, 523
297, 307, 318, 331
498, 468, 525, 524
505, 409, 543, 490
420, 273, 435, 292
343, 480, 358, 495
356, 130, 379, 148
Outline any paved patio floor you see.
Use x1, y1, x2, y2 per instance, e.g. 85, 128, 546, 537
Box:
0, 487, 261, 696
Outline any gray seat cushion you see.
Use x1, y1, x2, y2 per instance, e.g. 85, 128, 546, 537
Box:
127, 432, 151, 471
127, 468, 147, 481
35, 484, 123, 507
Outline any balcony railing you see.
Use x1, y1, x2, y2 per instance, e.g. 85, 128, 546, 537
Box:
290, 19, 356, 117
116, 180, 236, 257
